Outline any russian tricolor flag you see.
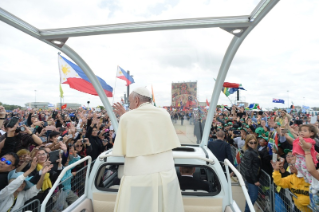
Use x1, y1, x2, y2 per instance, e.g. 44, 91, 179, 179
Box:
116, 66, 135, 86
58, 55, 113, 97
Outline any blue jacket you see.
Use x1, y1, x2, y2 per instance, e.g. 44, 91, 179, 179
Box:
207, 139, 233, 164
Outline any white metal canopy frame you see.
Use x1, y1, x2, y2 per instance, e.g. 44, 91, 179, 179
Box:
0, 0, 279, 146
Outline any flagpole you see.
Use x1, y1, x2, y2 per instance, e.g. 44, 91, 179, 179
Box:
112, 71, 118, 105
58, 52, 62, 113
127, 70, 130, 105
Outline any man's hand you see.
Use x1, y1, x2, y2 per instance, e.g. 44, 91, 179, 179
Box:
113, 102, 126, 116
254, 182, 261, 186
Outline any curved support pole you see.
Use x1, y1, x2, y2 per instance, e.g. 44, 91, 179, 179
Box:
60, 45, 119, 132
200, 0, 279, 147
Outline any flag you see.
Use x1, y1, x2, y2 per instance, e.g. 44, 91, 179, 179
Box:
48, 103, 55, 108
151, 85, 156, 106
61, 104, 67, 110
272, 98, 285, 104
116, 66, 135, 86
206, 99, 210, 106
59, 84, 64, 98
234, 150, 242, 167
269, 131, 278, 151
58, 55, 113, 97
223, 82, 246, 90
248, 103, 260, 110
222, 87, 231, 97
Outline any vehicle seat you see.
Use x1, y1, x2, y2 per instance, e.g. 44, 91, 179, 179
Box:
108, 165, 124, 189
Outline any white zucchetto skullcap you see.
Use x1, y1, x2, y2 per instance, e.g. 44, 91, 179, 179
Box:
133, 87, 152, 98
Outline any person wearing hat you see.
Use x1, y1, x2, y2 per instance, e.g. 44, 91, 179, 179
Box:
112, 87, 184, 212
0, 157, 51, 212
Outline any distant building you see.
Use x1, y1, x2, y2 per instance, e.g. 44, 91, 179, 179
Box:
25, 102, 50, 109
56, 103, 81, 109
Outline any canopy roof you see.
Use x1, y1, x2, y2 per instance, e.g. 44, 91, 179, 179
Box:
0, 0, 280, 146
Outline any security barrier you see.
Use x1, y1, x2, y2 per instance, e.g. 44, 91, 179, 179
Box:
12, 199, 41, 212
41, 156, 92, 212
231, 145, 315, 212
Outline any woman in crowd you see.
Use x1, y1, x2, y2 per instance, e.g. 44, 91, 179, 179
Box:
28, 147, 63, 202
242, 134, 261, 212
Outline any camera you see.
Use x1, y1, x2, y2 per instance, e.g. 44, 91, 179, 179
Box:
15, 126, 25, 133
57, 136, 63, 141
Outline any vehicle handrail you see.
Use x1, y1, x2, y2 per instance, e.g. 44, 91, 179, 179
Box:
41, 156, 92, 212
99, 152, 113, 159
99, 153, 214, 164
224, 159, 255, 212
173, 155, 214, 164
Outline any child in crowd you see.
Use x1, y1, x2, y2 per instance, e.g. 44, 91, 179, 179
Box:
293, 124, 318, 183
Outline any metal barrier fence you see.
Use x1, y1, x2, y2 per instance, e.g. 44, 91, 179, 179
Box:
231, 145, 315, 212
41, 156, 92, 212
12, 199, 41, 212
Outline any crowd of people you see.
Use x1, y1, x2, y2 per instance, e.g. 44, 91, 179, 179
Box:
1, 103, 319, 211
0, 105, 116, 211
201, 105, 319, 212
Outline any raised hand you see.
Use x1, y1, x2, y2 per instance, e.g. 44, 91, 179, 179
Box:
42, 164, 53, 174
30, 157, 38, 170
59, 141, 67, 151
113, 102, 126, 116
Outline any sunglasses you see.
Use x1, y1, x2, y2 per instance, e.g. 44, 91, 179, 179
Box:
75, 145, 83, 148
249, 142, 257, 145
1, 157, 12, 165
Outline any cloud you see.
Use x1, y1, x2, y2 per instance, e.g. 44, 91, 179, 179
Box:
0, 0, 319, 110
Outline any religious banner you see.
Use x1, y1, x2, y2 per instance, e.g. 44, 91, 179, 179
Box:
171, 82, 197, 107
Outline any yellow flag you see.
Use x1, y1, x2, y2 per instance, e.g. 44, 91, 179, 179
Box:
59, 84, 64, 98
151, 85, 156, 106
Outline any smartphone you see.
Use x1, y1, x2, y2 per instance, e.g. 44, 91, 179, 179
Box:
52, 111, 58, 119
68, 134, 73, 139
49, 150, 60, 171
76, 128, 83, 132
281, 129, 288, 134
272, 153, 278, 163
6, 117, 19, 128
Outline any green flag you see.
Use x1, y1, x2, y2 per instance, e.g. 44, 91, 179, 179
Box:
59, 84, 64, 98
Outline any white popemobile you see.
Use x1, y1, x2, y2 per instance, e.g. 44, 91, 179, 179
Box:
0, 0, 280, 211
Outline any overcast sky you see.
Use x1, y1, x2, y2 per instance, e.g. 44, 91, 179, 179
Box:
0, 0, 318, 110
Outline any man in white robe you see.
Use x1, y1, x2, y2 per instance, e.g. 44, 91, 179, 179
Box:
112, 87, 184, 212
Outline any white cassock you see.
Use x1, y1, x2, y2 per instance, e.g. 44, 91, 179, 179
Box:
112, 103, 184, 212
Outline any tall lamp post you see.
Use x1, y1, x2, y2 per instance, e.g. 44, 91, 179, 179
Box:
34, 90, 37, 108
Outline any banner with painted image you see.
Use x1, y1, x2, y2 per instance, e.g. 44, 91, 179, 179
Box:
171, 82, 197, 107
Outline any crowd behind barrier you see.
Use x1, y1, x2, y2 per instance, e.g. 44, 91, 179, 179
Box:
1, 104, 319, 212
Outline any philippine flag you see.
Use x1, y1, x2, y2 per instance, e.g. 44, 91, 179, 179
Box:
58, 55, 113, 97
116, 66, 135, 86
